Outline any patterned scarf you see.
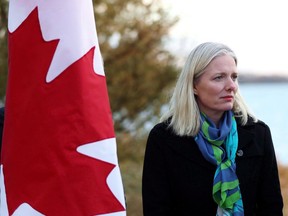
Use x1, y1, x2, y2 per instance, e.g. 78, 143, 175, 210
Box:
194, 111, 244, 216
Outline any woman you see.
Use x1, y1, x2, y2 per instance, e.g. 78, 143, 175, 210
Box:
142, 42, 283, 216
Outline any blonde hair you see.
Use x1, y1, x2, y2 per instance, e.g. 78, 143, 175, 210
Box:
161, 42, 256, 136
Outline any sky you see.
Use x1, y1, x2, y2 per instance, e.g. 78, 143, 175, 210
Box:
162, 0, 288, 75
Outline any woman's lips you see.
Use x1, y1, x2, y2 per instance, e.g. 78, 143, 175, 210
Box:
221, 96, 234, 101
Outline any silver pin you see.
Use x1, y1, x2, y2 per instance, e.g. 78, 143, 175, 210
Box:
237, 150, 243, 157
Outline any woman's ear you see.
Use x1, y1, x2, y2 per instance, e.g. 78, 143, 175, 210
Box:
193, 87, 198, 95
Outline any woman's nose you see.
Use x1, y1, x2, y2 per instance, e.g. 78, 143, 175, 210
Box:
226, 78, 238, 91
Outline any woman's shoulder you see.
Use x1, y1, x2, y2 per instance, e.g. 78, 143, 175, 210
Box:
237, 115, 270, 130
237, 116, 273, 143
149, 121, 171, 135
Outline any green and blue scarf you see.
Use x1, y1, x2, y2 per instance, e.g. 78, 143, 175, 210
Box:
195, 111, 244, 216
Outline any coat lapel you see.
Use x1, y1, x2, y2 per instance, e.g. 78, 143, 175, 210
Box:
237, 125, 254, 149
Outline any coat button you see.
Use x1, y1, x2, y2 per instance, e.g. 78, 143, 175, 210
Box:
237, 150, 243, 157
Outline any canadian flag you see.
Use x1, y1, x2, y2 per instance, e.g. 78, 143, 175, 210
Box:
0, 0, 126, 215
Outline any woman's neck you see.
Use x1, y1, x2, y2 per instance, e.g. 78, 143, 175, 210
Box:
202, 111, 225, 128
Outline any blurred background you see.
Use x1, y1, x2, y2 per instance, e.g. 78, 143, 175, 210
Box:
0, 0, 287, 215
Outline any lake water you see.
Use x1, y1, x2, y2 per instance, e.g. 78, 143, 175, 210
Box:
240, 83, 288, 165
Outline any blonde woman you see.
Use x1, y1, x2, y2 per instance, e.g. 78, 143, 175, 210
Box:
142, 42, 283, 216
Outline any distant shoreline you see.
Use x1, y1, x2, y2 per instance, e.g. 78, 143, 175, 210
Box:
239, 74, 288, 83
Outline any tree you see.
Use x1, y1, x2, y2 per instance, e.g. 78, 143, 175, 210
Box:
0, 0, 8, 99
92, 0, 178, 134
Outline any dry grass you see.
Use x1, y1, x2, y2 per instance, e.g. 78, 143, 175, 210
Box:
117, 135, 145, 216
279, 164, 288, 216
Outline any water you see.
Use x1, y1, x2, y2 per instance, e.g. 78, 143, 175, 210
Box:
239, 82, 288, 165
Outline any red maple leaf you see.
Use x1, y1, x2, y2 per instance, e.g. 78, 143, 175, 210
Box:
2, 8, 125, 215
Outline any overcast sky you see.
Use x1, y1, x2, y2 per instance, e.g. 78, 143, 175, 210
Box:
163, 0, 288, 75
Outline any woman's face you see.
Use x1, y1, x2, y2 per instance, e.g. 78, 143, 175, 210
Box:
193, 54, 238, 120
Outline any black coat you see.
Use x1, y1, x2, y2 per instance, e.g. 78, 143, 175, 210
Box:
142, 118, 283, 216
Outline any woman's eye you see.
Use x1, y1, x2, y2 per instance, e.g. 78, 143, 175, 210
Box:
232, 74, 238, 81
214, 75, 223, 80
